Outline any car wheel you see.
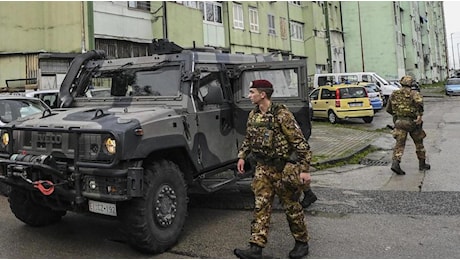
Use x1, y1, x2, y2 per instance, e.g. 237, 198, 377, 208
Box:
328, 111, 338, 124
363, 116, 373, 123
118, 160, 188, 254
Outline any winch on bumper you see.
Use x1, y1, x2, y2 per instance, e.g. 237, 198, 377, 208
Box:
0, 126, 144, 207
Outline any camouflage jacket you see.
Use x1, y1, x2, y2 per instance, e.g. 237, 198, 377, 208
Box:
238, 103, 312, 172
386, 86, 424, 119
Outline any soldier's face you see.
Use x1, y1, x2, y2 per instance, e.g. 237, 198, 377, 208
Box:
248, 88, 264, 104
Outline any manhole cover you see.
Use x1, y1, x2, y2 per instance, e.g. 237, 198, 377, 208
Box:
360, 158, 390, 166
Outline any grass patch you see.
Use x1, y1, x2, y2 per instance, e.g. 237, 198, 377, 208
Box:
312, 145, 379, 170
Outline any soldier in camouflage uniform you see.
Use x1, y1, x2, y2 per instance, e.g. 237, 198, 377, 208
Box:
386, 75, 431, 175
234, 80, 311, 259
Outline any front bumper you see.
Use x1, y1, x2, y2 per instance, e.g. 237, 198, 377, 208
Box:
0, 156, 144, 203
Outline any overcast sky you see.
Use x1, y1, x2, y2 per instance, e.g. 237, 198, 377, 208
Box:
443, 1, 460, 68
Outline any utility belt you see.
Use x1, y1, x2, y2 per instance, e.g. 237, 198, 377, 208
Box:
253, 153, 296, 172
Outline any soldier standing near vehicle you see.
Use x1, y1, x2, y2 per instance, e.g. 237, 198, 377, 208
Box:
386, 75, 431, 175
234, 79, 311, 259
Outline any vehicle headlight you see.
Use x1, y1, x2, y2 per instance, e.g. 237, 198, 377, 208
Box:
1, 132, 9, 146
104, 137, 116, 155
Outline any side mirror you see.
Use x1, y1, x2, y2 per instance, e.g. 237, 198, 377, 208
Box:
203, 85, 224, 105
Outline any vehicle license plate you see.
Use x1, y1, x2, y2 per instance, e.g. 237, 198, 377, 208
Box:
349, 102, 362, 107
88, 200, 117, 216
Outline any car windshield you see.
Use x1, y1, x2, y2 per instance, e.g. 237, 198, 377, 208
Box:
339, 87, 366, 98
447, 78, 460, 85
0, 99, 47, 124
365, 86, 376, 93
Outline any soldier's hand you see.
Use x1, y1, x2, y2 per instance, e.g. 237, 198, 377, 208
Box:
299, 172, 311, 185
237, 159, 245, 174
414, 115, 423, 125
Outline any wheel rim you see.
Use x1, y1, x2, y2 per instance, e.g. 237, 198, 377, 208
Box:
328, 112, 336, 123
153, 184, 177, 227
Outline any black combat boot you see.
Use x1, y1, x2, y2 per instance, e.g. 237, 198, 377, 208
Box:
234, 243, 262, 259
419, 159, 431, 171
289, 240, 309, 259
391, 160, 406, 175
301, 189, 318, 208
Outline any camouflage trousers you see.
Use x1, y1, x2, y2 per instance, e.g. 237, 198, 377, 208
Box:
392, 119, 427, 161
249, 163, 309, 247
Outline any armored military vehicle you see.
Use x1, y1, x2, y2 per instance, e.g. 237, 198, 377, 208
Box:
0, 39, 311, 253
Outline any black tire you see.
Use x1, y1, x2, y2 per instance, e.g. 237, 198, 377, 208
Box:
8, 188, 65, 227
0, 183, 11, 197
363, 116, 374, 123
118, 160, 188, 254
328, 110, 338, 124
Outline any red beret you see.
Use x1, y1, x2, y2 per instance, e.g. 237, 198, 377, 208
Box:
250, 79, 273, 89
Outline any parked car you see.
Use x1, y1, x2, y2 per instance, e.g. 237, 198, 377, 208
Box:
0, 96, 51, 195
26, 87, 112, 107
0, 96, 50, 126
360, 83, 384, 112
309, 84, 374, 124
25, 89, 61, 108
444, 78, 460, 96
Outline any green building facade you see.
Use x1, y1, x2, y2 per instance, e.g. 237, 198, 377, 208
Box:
0, 1, 447, 90
341, 1, 447, 83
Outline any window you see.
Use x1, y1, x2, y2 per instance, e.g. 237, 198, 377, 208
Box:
268, 14, 276, 35
95, 39, 148, 59
199, 1, 222, 24
289, 1, 301, 6
233, 3, 244, 29
241, 68, 300, 98
290, 21, 304, 40
280, 17, 288, 39
179, 1, 199, 9
249, 7, 259, 32
127, 1, 150, 11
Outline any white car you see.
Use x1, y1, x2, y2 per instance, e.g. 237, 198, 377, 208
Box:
0, 96, 50, 126
26, 88, 112, 108
25, 89, 60, 108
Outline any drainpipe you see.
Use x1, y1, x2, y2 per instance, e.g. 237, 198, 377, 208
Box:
324, 2, 332, 72
80, 2, 86, 53
226, 2, 232, 52
162, 1, 168, 39
339, 2, 346, 72
287, 2, 292, 57
358, 2, 365, 71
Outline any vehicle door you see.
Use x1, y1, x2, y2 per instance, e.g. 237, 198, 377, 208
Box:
231, 59, 311, 142
191, 64, 237, 170
309, 88, 321, 118
318, 88, 336, 117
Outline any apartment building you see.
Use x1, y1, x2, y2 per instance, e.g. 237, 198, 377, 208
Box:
0, 1, 447, 89
341, 1, 448, 84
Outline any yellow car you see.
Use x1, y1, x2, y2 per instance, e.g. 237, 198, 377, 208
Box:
309, 84, 374, 124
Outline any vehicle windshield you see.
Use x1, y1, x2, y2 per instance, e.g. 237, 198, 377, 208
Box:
365, 87, 377, 93
81, 65, 182, 98
447, 78, 460, 85
0, 99, 47, 123
372, 73, 390, 85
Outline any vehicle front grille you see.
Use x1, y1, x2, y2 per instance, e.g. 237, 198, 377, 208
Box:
0, 127, 117, 166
